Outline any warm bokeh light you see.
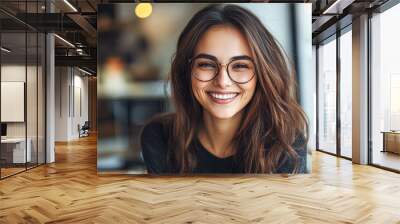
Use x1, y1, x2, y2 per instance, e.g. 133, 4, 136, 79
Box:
135, 3, 152, 19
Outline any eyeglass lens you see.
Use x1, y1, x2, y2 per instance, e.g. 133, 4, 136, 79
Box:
191, 58, 255, 83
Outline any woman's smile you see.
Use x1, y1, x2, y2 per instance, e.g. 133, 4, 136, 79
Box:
206, 91, 240, 104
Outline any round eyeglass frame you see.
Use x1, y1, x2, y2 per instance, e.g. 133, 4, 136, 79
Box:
189, 57, 256, 84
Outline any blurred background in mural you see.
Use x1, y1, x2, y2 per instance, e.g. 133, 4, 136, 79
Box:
97, 3, 312, 173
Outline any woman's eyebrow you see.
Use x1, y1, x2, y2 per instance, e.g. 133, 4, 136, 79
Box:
193, 53, 217, 61
193, 53, 252, 61
230, 55, 253, 61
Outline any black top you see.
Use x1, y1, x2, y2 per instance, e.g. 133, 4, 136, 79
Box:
140, 120, 308, 174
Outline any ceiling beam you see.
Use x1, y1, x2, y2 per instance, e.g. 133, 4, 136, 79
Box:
67, 13, 96, 39
55, 55, 96, 70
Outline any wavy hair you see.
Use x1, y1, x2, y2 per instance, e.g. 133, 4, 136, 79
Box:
162, 4, 308, 173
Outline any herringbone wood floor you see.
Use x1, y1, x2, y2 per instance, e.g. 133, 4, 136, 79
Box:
1, 134, 400, 224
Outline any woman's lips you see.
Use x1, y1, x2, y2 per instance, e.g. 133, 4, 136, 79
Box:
206, 91, 240, 104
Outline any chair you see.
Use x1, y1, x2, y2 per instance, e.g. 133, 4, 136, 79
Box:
78, 121, 90, 138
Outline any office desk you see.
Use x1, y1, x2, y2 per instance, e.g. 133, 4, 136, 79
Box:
381, 131, 400, 154
1, 138, 31, 163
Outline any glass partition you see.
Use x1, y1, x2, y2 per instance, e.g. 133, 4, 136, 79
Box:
1, 30, 28, 177
38, 32, 45, 165
0, 1, 46, 179
339, 28, 352, 158
317, 36, 337, 155
27, 30, 38, 169
27, 0, 39, 170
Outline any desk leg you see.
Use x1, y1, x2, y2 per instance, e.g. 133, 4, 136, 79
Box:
382, 133, 386, 152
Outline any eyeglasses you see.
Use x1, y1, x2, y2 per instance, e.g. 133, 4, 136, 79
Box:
189, 54, 256, 84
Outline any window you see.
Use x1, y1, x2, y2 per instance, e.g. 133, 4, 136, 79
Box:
371, 3, 400, 171
340, 29, 352, 158
318, 36, 337, 154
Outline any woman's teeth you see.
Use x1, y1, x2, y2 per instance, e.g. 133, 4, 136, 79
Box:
209, 92, 238, 100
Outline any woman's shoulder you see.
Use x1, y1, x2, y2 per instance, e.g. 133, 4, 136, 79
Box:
140, 113, 174, 173
275, 134, 309, 174
141, 119, 166, 138
141, 113, 174, 140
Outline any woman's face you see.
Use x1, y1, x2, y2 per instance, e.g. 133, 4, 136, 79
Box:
191, 25, 257, 120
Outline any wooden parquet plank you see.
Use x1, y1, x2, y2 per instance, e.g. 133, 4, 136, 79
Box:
1, 134, 400, 223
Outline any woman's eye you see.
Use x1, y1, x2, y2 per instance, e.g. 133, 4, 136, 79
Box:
198, 62, 216, 69
232, 64, 249, 69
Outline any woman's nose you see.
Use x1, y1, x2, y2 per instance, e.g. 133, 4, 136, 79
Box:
214, 66, 233, 88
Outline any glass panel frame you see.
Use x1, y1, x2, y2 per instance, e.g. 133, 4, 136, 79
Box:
316, 26, 353, 161
0, 0, 47, 179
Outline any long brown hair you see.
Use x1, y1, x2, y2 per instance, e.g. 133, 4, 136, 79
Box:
163, 4, 308, 173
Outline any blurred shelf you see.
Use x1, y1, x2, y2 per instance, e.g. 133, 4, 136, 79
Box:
98, 80, 171, 99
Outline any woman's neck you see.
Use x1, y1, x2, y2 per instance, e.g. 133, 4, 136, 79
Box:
198, 111, 243, 158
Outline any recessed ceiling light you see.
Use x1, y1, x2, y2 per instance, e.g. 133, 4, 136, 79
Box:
78, 67, 93, 76
54, 34, 75, 48
63, 0, 78, 12
1, 47, 11, 53
322, 0, 354, 15
135, 3, 152, 19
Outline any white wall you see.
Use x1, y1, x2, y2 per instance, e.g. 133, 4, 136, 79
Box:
1, 65, 37, 138
55, 67, 89, 141
71, 72, 89, 138
1, 63, 46, 164
55, 66, 69, 141
1, 65, 26, 134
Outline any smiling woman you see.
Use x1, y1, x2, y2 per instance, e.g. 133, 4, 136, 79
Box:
191, 25, 257, 122
140, 4, 309, 174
